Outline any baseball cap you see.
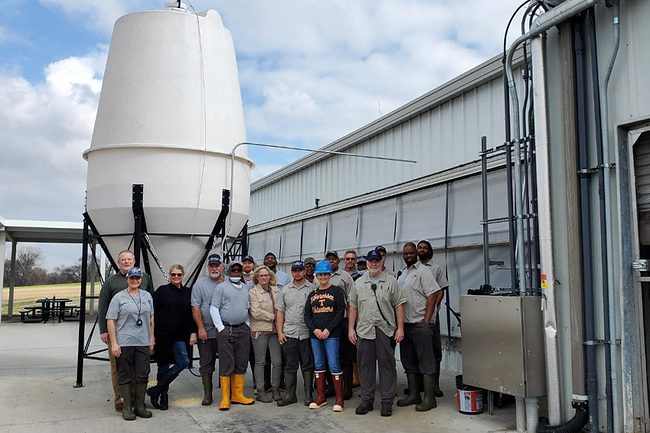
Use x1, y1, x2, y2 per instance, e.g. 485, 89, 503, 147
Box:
264, 252, 277, 259
325, 251, 339, 259
127, 267, 143, 278
207, 254, 222, 265
367, 250, 382, 261
242, 255, 255, 263
374, 245, 387, 254
291, 260, 305, 270
304, 257, 316, 265
356, 255, 367, 264
227, 261, 243, 271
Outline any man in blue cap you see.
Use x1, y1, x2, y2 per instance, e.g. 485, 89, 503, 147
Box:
348, 249, 405, 417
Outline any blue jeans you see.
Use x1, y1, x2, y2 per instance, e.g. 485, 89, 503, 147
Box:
157, 341, 189, 377
310, 337, 341, 373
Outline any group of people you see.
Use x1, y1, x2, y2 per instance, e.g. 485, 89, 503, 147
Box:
98, 240, 448, 421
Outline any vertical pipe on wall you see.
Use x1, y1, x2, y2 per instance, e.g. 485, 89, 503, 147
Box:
481, 136, 491, 287
575, 15, 600, 431
531, 34, 562, 426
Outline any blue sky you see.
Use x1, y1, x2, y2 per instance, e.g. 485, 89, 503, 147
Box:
0, 0, 526, 270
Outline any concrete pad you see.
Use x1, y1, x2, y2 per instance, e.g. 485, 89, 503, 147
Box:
0, 320, 516, 433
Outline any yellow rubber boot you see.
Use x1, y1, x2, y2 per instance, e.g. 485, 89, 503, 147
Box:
219, 376, 231, 411
230, 374, 254, 405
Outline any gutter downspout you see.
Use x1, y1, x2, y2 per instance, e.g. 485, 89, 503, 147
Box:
505, 0, 600, 427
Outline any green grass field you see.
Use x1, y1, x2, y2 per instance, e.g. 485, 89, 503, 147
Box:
1, 283, 99, 317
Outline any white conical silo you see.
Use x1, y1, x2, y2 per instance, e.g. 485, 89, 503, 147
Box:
83, 3, 253, 287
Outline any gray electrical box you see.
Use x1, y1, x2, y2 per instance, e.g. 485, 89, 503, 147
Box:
460, 295, 546, 397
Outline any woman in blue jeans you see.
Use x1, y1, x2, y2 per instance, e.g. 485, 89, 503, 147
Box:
147, 264, 196, 409
304, 260, 347, 412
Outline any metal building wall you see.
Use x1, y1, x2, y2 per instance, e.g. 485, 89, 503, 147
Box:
249, 52, 526, 226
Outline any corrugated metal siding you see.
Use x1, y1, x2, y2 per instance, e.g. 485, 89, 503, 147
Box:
250, 74, 518, 225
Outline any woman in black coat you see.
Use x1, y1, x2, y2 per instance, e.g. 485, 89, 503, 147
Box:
147, 264, 196, 409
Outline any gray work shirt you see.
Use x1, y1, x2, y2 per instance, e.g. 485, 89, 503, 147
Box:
397, 262, 441, 324
276, 280, 314, 340
275, 270, 291, 288
421, 260, 449, 322
330, 269, 355, 298
191, 276, 221, 339
106, 289, 154, 347
349, 272, 405, 340
210, 279, 250, 325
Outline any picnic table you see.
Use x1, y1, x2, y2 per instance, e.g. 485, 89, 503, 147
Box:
20, 297, 80, 323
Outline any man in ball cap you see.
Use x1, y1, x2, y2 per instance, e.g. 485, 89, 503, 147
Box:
242, 255, 256, 284
348, 249, 405, 417
191, 253, 225, 406
263, 252, 291, 288
275, 260, 315, 406
210, 261, 255, 410
303, 257, 317, 284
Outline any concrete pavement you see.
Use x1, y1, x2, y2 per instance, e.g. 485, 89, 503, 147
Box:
0, 319, 516, 433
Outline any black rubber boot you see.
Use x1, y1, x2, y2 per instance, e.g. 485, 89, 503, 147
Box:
397, 373, 422, 407
201, 373, 213, 406
343, 364, 354, 400
134, 383, 153, 418
302, 371, 314, 406
277, 372, 297, 406
119, 383, 136, 421
415, 374, 437, 412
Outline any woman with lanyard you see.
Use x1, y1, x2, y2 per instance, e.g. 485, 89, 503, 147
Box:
249, 265, 282, 402
304, 260, 347, 412
106, 267, 155, 421
146, 264, 196, 410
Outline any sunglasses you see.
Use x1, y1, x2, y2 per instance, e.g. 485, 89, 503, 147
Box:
170, 273, 184, 277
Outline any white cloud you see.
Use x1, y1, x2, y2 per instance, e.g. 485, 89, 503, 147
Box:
0, 48, 107, 224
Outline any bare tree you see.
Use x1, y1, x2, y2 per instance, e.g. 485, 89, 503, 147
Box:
11, 247, 43, 286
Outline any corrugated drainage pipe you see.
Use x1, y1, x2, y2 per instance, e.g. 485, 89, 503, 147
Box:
537, 402, 589, 433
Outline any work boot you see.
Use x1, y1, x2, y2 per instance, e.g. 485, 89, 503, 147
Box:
231, 374, 254, 405
219, 376, 231, 411
380, 402, 393, 417
134, 383, 153, 418
415, 374, 437, 412
147, 370, 179, 409
397, 373, 422, 407
343, 364, 354, 400
403, 373, 423, 395
433, 368, 444, 397
201, 373, 213, 406
119, 383, 136, 421
277, 372, 297, 406
355, 400, 374, 415
159, 392, 169, 410
309, 371, 327, 409
303, 371, 314, 406
256, 388, 273, 403
332, 373, 344, 412
272, 386, 283, 401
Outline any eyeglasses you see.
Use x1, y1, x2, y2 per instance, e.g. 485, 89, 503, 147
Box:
344, 257, 356, 261
170, 273, 183, 277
